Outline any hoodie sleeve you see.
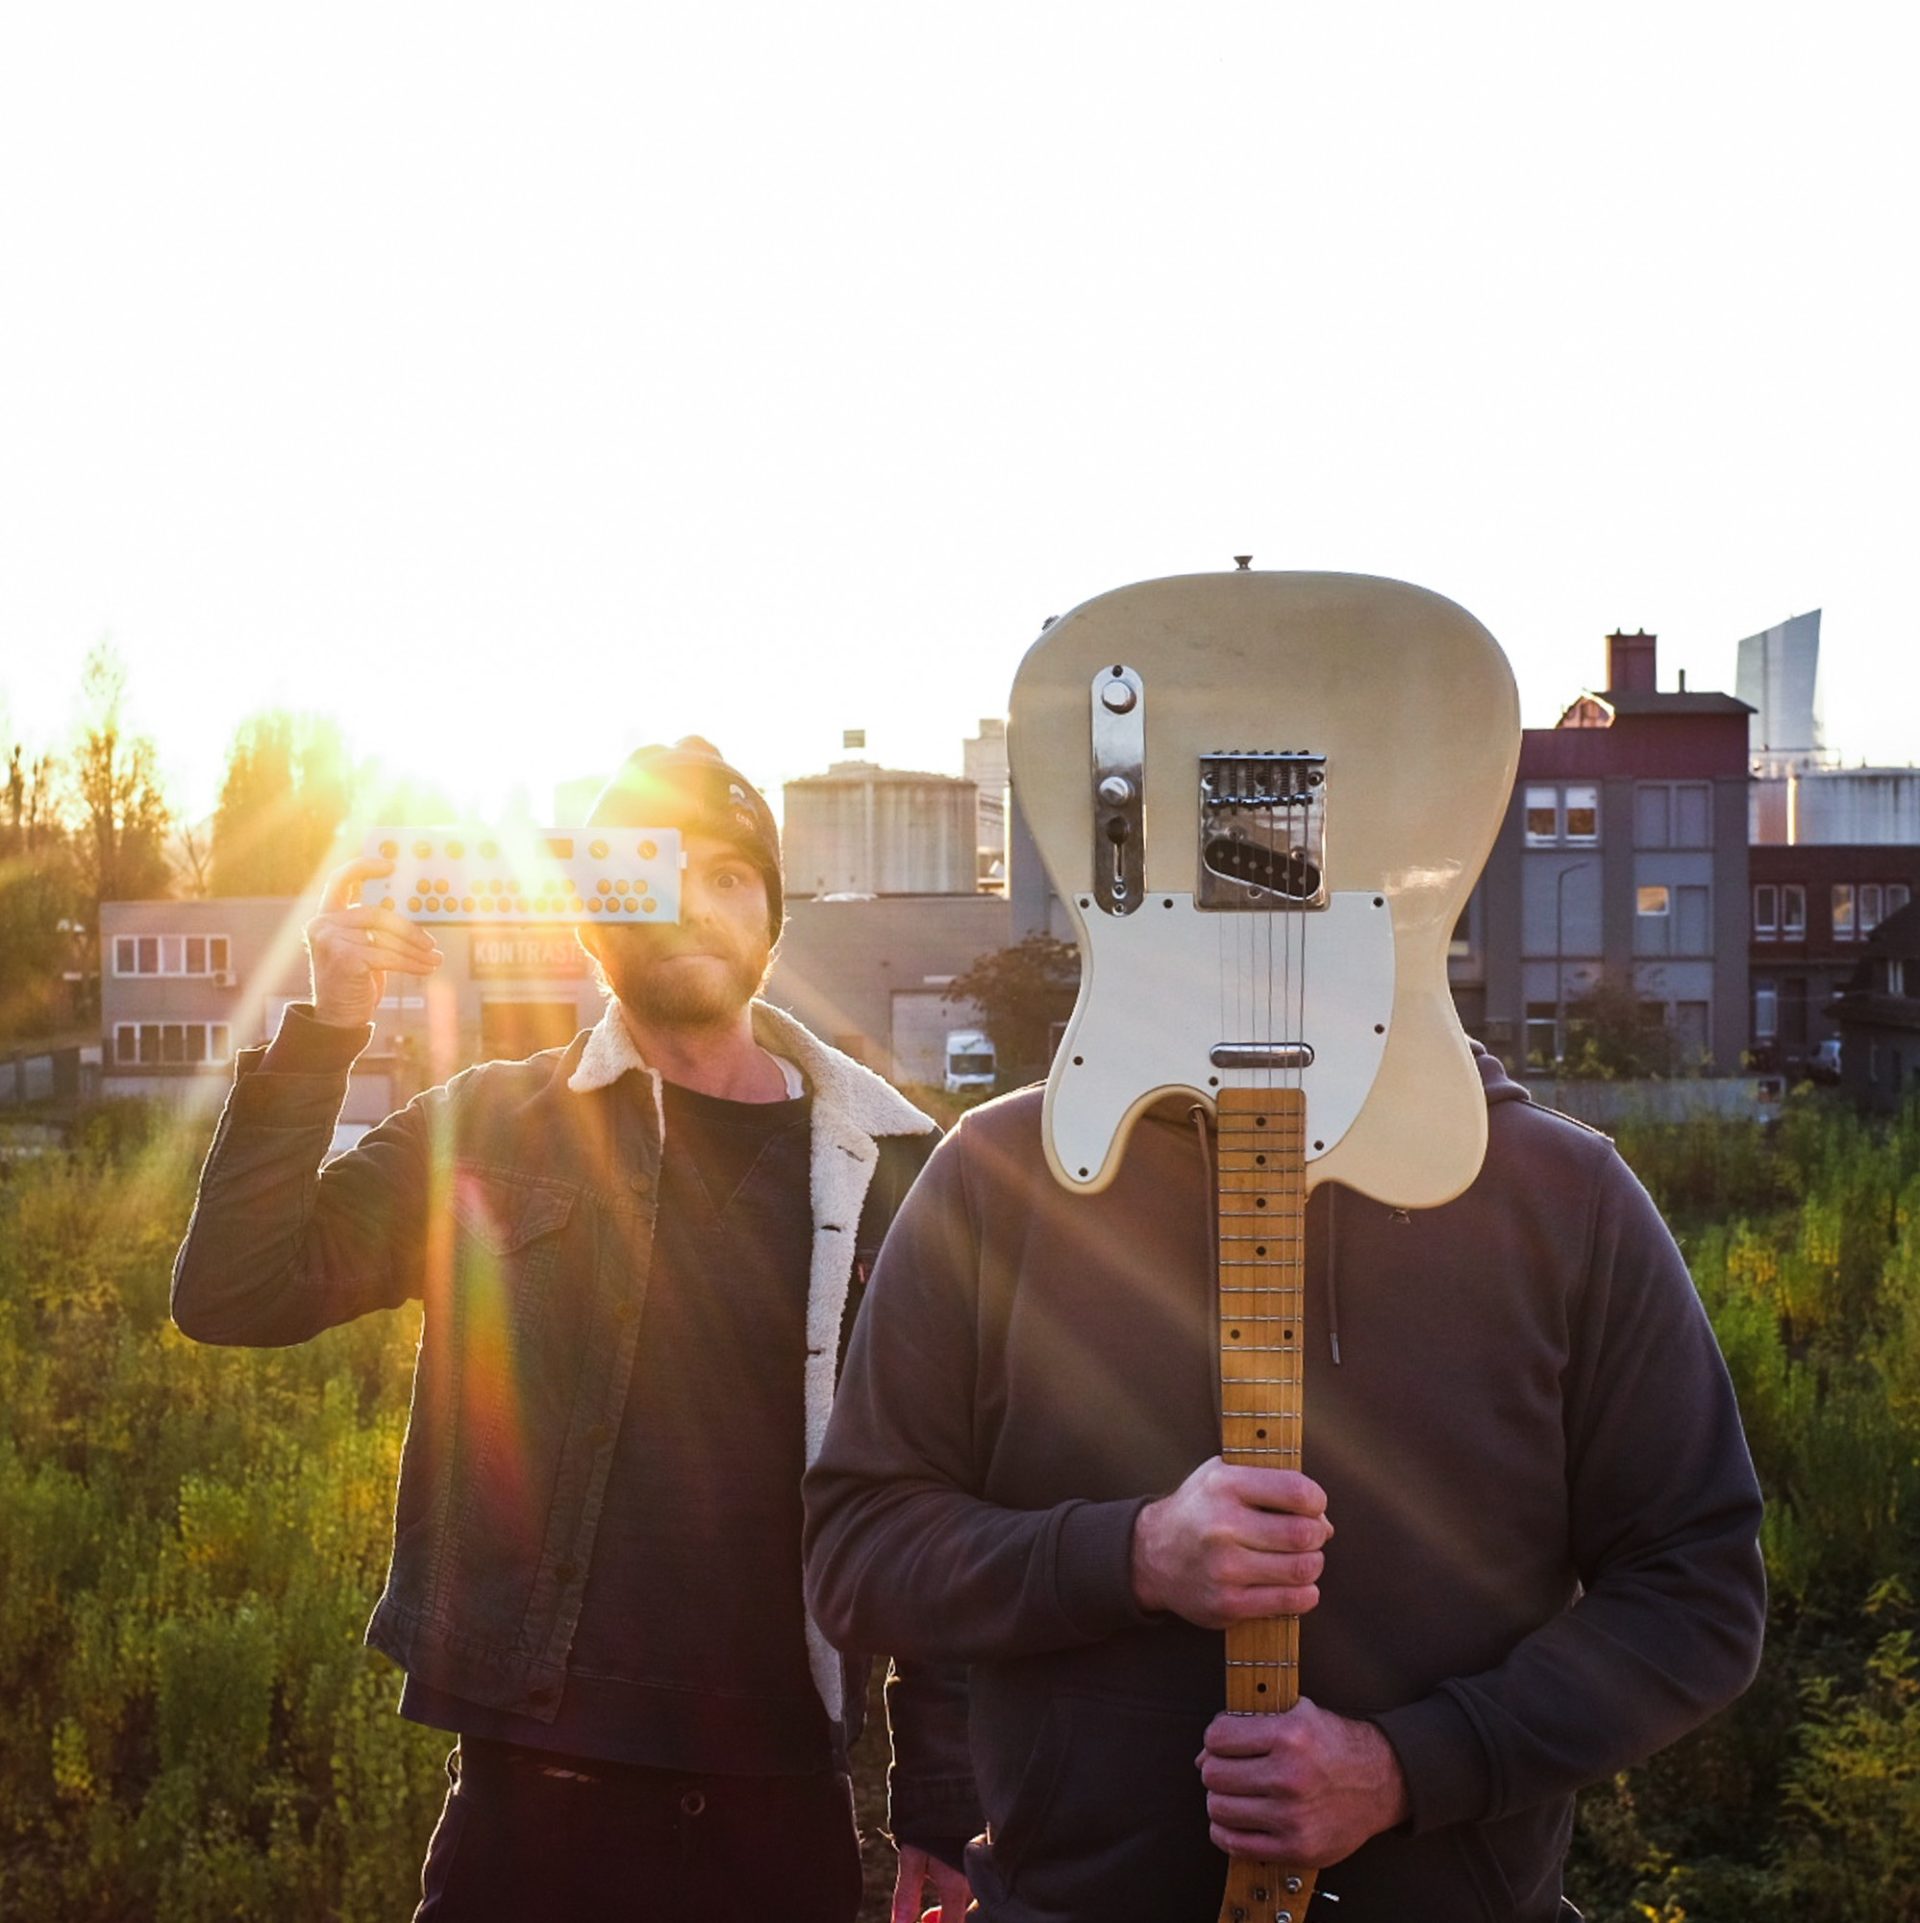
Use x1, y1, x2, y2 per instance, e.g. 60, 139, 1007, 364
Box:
1372, 1141, 1767, 1828
804, 1121, 1155, 1664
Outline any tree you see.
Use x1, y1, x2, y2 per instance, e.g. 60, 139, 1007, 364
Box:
66, 643, 173, 920
946, 931, 1082, 1080
1561, 970, 1675, 1079
0, 742, 80, 1040
209, 711, 352, 898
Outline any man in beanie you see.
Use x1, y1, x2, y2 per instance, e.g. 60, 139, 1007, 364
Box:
171, 739, 978, 1922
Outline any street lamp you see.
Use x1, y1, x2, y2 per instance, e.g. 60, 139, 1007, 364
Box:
1554, 862, 1592, 1063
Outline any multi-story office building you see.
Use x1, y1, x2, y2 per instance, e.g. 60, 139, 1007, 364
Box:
1458, 630, 1753, 1073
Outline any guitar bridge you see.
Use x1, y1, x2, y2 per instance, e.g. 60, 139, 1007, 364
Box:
1199, 752, 1327, 911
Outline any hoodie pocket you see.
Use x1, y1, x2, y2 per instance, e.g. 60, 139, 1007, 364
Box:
983, 1694, 1220, 1923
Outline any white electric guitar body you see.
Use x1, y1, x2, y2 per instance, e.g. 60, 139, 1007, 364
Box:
1010, 568, 1520, 1207
1008, 568, 1520, 1923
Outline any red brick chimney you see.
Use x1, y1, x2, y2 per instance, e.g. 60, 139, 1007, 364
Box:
1606, 629, 1657, 694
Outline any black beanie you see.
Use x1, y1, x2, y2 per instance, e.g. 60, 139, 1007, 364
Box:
586, 738, 783, 940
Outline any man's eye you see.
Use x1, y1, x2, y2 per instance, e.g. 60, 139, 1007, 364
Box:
714, 870, 740, 889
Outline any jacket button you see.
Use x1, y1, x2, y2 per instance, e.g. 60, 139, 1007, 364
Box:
629, 1171, 652, 1195
554, 1562, 579, 1585
587, 1423, 612, 1448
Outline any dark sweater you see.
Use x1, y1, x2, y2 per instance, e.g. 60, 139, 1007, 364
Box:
803, 1053, 1766, 1923
406, 1080, 831, 1774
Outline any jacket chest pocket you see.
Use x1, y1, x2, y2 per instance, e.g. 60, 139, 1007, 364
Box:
450, 1166, 582, 1337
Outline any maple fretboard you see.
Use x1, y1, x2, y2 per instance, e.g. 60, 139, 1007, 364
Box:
1215, 1087, 1316, 1923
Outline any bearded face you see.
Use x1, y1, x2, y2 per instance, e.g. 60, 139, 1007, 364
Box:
583, 834, 775, 1033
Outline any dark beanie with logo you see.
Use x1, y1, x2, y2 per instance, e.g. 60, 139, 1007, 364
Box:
586, 738, 784, 940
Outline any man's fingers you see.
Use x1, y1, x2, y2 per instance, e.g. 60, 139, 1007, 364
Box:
1216, 1464, 1330, 1518
1210, 1818, 1300, 1859
320, 855, 395, 912
1212, 1581, 1321, 1623
328, 910, 441, 957
1227, 1509, 1334, 1555
1201, 1708, 1297, 1757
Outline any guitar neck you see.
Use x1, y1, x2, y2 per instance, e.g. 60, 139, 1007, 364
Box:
1216, 1087, 1317, 1923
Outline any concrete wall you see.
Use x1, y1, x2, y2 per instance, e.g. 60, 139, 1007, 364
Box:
765, 894, 1010, 1082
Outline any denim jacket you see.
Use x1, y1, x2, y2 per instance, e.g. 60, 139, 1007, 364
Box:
172, 998, 980, 1844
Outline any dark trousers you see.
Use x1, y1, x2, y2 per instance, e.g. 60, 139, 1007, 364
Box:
414, 1739, 866, 1923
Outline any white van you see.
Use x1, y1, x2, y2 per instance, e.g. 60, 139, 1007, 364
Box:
944, 1029, 996, 1094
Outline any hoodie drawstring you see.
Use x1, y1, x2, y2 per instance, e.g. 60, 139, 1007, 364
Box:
1325, 1183, 1342, 1366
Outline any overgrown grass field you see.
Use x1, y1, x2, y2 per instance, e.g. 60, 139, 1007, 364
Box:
2, 1092, 1916, 1920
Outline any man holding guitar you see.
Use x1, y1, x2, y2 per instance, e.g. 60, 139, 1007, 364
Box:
174, 740, 977, 1922
804, 571, 1766, 1921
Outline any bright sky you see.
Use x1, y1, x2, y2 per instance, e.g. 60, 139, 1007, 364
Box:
2, 3, 1914, 828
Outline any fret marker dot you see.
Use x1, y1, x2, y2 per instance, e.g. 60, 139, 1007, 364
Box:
1256, 1682, 1268, 1694
1255, 1117, 1267, 1128
1284, 1329, 1294, 1340
1256, 1245, 1266, 1255
1256, 1153, 1266, 1165
1230, 1329, 1240, 1340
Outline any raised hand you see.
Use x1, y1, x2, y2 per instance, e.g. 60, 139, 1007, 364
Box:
305, 855, 443, 1028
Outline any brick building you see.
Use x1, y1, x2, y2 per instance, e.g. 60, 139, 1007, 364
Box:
1747, 846, 1917, 1073
1457, 630, 1753, 1074
1831, 900, 1920, 1112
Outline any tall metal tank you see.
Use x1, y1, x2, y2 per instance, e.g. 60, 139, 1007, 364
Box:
782, 762, 981, 897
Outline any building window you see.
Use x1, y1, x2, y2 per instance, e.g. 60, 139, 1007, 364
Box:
1635, 883, 1708, 958
1834, 884, 1855, 942
1564, 786, 1599, 843
112, 934, 232, 977
1524, 785, 1600, 847
1753, 979, 1778, 1042
1754, 885, 1778, 939
1524, 1001, 1560, 1066
1634, 782, 1711, 850
1782, 884, 1807, 939
115, 1022, 233, 1067
1674, 1000, 1711, 1063
1890, 959, 1908, 998
1674, 885, 1710, 955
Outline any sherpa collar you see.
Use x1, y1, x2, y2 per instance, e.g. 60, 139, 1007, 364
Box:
566, 997, 934, 1140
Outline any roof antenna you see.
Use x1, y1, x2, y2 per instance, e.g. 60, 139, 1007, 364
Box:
1233, 554, 1253, 570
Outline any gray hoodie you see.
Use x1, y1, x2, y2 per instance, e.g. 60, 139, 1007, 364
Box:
803, 1050, 1765, 1923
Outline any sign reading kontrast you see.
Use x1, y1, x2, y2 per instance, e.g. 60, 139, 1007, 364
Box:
470, 933, 589, 980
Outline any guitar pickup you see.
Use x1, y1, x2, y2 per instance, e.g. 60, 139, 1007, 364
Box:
1198, 752, 1327, 911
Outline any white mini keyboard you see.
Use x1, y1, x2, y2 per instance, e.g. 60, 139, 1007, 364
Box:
362, 827, 684, 923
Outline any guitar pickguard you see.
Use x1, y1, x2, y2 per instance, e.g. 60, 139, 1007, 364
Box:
1045, 890, 1395, 1191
